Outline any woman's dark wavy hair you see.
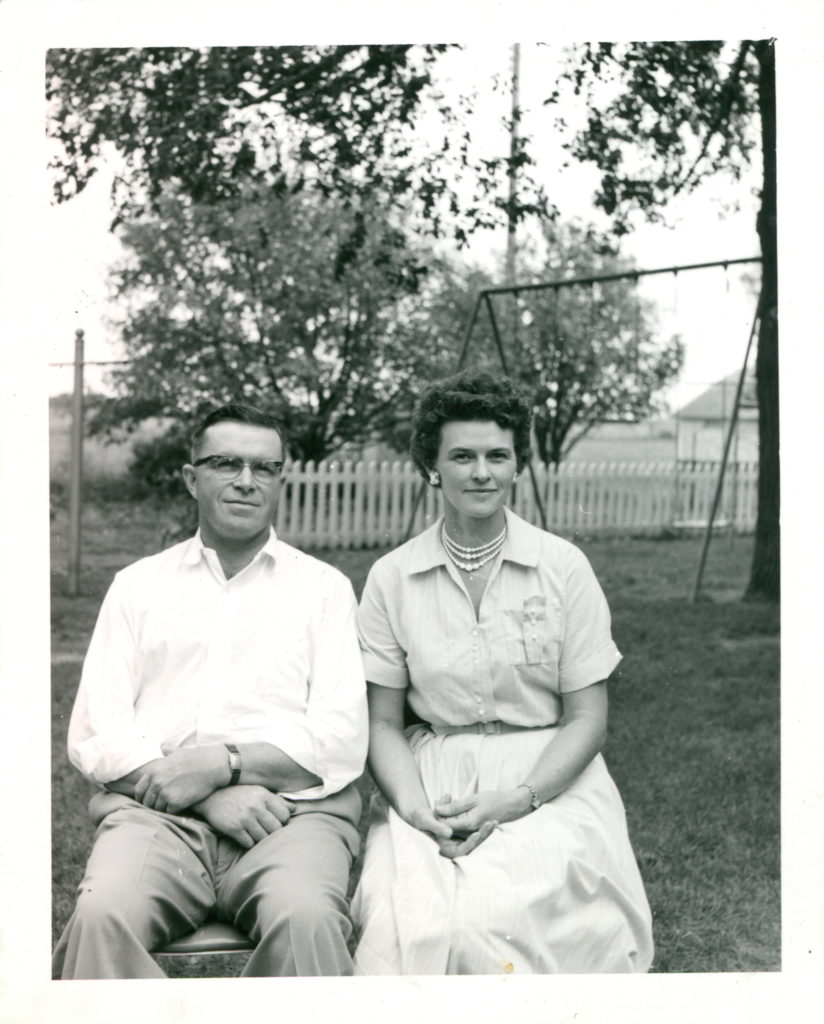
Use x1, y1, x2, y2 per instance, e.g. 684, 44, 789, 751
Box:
410, 369, 532, 480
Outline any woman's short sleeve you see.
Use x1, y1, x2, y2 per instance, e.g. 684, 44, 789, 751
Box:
558, 548, 622, 692
357, 561, 410, 689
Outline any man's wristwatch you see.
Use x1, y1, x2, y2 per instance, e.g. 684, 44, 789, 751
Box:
225, 743, 242, 786
519, 782, 542, 811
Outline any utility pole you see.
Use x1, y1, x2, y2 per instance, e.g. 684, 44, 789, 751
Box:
67, 329, 84, 596
505, 43, 521, 291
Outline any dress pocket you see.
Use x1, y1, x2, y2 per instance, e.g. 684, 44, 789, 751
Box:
503, 597, 561, 683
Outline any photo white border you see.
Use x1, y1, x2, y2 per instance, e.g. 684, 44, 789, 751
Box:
1, 1, 822, 1020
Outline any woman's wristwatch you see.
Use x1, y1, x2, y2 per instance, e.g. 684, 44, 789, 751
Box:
518, 782, 542, 811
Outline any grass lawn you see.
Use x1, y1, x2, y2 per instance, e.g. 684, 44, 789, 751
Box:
51, 499, 780, 976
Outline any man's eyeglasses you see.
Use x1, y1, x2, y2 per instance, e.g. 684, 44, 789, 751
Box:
192, 455, 284, 483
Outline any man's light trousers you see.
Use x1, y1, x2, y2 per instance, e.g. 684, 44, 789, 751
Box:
52, 792, 359, 979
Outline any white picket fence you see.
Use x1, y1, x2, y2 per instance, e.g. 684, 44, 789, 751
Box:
274, 459, 759, 550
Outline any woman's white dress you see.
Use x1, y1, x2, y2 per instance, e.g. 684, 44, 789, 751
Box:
352, 509, 654, 975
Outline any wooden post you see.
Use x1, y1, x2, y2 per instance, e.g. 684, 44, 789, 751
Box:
67, 329, 84, 596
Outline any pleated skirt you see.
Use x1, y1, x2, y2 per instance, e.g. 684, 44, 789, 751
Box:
352, 725, 654, 975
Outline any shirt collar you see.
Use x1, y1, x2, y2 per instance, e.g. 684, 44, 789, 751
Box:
181, 526, 279, 567
501, 506, 542, 567
407, 518, 448, 574
407, 507, 541, 574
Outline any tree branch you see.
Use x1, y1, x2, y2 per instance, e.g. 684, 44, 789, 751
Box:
671, 41, 753, 198
233, 46, 364, 109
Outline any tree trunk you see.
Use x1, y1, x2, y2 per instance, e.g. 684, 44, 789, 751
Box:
746, 40, 780, 601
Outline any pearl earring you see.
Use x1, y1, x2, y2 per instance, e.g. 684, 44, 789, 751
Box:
428, 471, 440, 486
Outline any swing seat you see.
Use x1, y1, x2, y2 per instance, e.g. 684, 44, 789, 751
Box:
157, 920, 255, 956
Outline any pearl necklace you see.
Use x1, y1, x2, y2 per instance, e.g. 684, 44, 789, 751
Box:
441, 523, 507, 573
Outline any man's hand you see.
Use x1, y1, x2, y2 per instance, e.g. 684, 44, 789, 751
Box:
133, 746, 227, 814
195, 786, 296, 848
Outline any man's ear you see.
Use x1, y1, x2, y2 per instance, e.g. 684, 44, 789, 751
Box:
182, 465, 198, 499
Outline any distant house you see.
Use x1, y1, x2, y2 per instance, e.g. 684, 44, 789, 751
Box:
564, 418, 676, 464
675, 370, 759, 464
351, 420, 679, 466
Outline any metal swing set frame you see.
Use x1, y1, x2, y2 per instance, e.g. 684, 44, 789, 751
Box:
404, 254, 763, 601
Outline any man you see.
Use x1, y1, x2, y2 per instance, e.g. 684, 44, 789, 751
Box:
53, 403, 368, 979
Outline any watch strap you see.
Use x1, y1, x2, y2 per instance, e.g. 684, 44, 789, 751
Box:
225, 743, 241, 786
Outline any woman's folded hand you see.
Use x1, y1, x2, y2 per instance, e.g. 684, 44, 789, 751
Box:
434, 788, 532, 836
400, 801, 495, 859
436, 819, 498, 859
400, 789, 533, 859
403, 804, 454, 841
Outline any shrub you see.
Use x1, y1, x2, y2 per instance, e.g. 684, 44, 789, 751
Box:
128, 423, 191, 499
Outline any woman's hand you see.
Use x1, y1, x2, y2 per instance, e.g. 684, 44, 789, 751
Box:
434, 788, 532, 837
403, 804, 454, 841
436, 819, 498, 860
402, 801, 499, 860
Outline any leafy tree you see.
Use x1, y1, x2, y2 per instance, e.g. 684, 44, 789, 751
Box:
94, 188, 452, 461
386, 222, 683, 464
510, 223, 684, 464
46, 46, 547, 264
546, 40, 778, 599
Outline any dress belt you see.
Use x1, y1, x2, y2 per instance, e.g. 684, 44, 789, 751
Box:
431, 721, 556, 736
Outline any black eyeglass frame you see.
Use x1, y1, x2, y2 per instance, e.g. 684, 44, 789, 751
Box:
192, 455, 284, 483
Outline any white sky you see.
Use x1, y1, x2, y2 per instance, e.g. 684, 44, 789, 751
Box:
439, 42, 762, 410
44, 42, 761, 411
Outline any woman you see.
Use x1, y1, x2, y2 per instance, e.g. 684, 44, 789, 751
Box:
351, 369, 653, 975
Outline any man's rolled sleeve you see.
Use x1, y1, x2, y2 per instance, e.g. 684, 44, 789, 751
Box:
67, 576, 165, 785
278, 572, 368, 800
558, 549, 622, 693
356, 564, 410, 689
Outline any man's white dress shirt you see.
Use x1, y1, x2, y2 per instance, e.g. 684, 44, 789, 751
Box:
68, 528, 367, 800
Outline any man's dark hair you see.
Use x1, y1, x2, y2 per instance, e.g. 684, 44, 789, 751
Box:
190, 403, 288, 460
409, 369, 532, 480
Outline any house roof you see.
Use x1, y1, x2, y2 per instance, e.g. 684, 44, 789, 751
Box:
677, 370, 758, 421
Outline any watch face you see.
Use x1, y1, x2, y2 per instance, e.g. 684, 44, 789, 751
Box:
226, 745, 241, 783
